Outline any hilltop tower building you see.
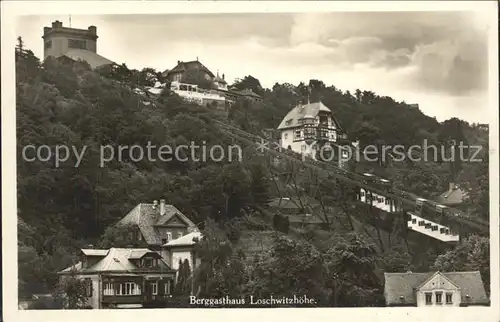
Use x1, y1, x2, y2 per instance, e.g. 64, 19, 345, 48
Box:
42, 20, 113, 69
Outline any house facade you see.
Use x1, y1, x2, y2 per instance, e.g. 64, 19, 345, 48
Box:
58, 199, 203, 309
384, 271, 489, 307
277, 101, 350, 165
42, 20, 113, 69
117, 199, 201, 269
58, 248, 176, 309
163, 59, 262, 107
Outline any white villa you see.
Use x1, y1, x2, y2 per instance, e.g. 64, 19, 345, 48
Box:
277, 101, 350, 165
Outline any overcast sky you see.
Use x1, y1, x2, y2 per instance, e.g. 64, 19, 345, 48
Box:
16, 11, 491, 123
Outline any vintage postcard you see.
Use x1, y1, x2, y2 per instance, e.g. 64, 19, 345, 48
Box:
1, 1, 499, 322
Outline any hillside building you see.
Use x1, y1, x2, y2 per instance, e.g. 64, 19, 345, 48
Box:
162, 59, 214, 83
58, 248, 176, 309
42, 20, 113, 69
277, 101, 351, 166
163, 59, 262, 107
384, 271, 489, 307
58, 199, 203, 309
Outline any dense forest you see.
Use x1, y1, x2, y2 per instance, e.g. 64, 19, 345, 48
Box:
15, 39, 490, 307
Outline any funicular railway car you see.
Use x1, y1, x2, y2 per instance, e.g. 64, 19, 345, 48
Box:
407, 198, 459, 242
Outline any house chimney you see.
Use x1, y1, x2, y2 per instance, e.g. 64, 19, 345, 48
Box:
52, 20, 63, 28
152, 200, 158, 209
449, 182, 455, 191
160, 199, 166, 215
222, 73, 225, 80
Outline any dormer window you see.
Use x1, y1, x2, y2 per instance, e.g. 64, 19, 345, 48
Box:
285, 119, 292, 126
142, 257, 159, 268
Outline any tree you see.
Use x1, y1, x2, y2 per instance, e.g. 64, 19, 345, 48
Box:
174, 259, 192, 296
16, 36, 24, 52
461, 141, 489, 220
192, 219, 247, 298
308, 79, 325, 103
246, 235, 327, 306
324, 232, 384, 307
97, 225, 147, 248
248, 162, 271, 206
231, 75, 264, 96
53, 270, 89, 309
432, 235, 490, 294
272, 214, 289, 234
216, 163, 252, 219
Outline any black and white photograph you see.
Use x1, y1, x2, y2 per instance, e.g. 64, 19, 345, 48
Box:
1, 1, 499, 321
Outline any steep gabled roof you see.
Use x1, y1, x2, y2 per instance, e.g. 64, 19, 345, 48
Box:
117, 203, 198, 246
164, 60, 215, 78
155, 205, 194, 227
384, 271, 489, 306
277, 101, 343, 131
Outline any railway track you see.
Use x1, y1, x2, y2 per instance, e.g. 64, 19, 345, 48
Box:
209, 117, 489, 235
